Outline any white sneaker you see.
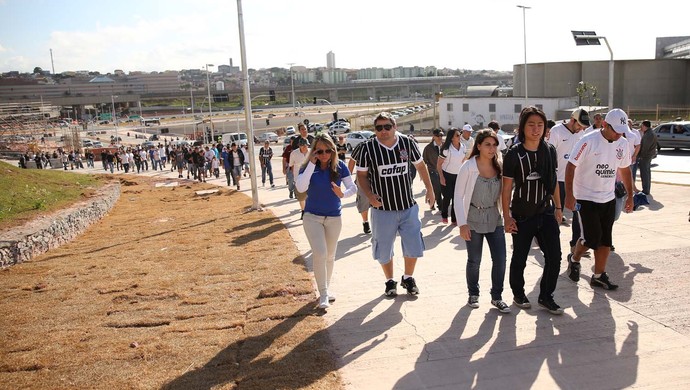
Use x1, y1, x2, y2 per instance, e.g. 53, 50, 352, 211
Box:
318, 295, 330, 309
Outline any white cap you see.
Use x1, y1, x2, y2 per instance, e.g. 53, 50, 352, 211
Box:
604, 108, 629, 134
462, 124, 473, 132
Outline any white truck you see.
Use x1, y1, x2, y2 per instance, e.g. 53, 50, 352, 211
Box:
221, 132, 248, 147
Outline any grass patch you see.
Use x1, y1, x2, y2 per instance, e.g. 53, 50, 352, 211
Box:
0, 161, 105, 229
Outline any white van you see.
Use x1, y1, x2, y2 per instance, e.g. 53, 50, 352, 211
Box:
221, 132, 248, 147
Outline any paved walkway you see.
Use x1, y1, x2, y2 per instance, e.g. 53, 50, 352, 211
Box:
6, 146, 690, 388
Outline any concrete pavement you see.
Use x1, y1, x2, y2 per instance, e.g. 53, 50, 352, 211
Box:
6, 145, 690, 389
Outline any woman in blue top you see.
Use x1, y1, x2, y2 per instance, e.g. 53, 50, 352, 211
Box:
295, 134, 357, 309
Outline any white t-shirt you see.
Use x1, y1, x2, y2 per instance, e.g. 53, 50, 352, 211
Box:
440, 143, 466, 174
568, 130, 631, 203
548, 122, 585, 182
289, 149, 308, 177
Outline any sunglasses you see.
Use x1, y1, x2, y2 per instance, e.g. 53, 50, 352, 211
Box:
375, 124, 393, 131
315, 149, 333, 155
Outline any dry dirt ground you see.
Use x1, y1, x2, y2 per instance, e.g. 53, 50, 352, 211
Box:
0, 176, 342, 389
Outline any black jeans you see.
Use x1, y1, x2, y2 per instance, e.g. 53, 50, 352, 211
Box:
509, 209, 562, 301
428, 170, 443, 210
441, 170, 457, 222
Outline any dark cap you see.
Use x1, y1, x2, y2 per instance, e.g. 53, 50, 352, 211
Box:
571, 108, 591, 127
298, 138, 310, 146
432, 129, 445, 136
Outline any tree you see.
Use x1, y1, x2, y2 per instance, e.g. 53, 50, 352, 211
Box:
33, 67, 43, 74
576, 81, 602, 107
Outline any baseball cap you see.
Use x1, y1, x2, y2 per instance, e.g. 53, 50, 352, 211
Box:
571, 108, 591, 127
432, 129, 445, 136
462, 124, 473, 132
298, 138, 310, 146
604, 108, 629, 134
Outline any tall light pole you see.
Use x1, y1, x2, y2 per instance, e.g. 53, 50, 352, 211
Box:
111, 95, 118, 146
572, 31, 614, 109
517, 5, 530, 104
287, 62, 296, 111
237, 0, 260, 209
205, 63, 214, 143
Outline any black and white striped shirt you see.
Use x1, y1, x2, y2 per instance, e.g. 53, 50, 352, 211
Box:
353, 133, 421, 211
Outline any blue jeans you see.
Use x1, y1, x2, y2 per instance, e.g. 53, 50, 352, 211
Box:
465, 225, 507, 300
287, 169, 295, 195
509, 209, 562, 301
261, 161, 274, 185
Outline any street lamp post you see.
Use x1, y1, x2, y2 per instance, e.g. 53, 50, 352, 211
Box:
572, 31, 614, 109
517, 5, 530, 104
111, 95, 118, 146
288, 63, 296, 111
205, 63, 214, 143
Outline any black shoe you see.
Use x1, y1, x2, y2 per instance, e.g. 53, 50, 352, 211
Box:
590, 272, 619, 290
567, 253, 581, 282
513, 295, 531, 309
363, 221, 371, 234
400, 276, 419, 295
384, 280, 398, 296
538, 298, 564, 315
300, 210, 304, 220
610, 245, 616, 252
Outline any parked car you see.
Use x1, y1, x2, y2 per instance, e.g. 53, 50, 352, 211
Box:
653, 121, 690, 150
345, 131, 375, 151
255, 132, 279, 143
141, 141, 156, 149
285, 126, 296, 135
308, 123, 324, 133
329, 123, 351, 134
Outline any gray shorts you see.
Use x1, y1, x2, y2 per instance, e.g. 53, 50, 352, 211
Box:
356, 185, 370, 214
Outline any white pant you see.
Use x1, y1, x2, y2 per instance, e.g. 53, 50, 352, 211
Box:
302, 212, 342, 297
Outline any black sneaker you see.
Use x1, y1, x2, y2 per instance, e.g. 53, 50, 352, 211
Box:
384, 280, 398, 296
513, 295, 531, 309
363, 221, 371, 234
590, 272, 619, 290
610, 245, 616, 252
538, 298, 564, 315
400, 276, 419, 295
491, 299, 511, 313
567, 253, 581, 282
467, 295, 480, 308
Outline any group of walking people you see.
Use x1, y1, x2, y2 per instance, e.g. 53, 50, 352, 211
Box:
300, 107, 638, 314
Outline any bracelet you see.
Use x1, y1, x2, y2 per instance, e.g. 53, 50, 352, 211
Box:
555, 207, 562, 210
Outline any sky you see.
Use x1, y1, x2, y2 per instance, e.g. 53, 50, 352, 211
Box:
0, 0, 687, 74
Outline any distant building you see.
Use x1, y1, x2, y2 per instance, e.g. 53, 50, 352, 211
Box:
656, 36, 690, 59
322, 69, 347, 84
327, 51, 335, 69
218, 58, 240, 75
294, 70, 317, 84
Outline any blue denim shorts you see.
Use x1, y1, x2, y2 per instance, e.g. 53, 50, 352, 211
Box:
371, 203, 425, 264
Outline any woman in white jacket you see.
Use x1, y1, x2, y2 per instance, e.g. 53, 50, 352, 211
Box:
454, 129, 509, 313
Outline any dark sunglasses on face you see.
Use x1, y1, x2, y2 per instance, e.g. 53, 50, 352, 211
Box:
375, 124, 394, 131
315, 149, 333, 155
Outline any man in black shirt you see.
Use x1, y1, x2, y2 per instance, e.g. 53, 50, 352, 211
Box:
501, 106, 564, 315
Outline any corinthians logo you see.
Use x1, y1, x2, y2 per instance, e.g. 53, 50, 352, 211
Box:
616, 147, 624, 160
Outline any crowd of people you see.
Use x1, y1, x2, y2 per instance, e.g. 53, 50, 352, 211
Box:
16, 108, 659, 314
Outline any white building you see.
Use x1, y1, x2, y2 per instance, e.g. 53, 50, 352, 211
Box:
327, 51, 335, 69
322, 69, 347, 84
439, 96, 577, 129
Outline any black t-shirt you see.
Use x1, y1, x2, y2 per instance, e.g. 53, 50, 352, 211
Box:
503, 145, 551, 217
336, 143, 347, 161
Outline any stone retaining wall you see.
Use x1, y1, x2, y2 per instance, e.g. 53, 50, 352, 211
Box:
0, 181, 121, 268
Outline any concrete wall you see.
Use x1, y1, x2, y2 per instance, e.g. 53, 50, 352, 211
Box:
0, 181, 120, 268
515, 59, 690, 109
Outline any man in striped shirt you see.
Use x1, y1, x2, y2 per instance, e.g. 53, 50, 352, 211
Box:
353, 112, 435, 296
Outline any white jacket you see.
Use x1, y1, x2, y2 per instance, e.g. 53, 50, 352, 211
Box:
453, 157, 502, 227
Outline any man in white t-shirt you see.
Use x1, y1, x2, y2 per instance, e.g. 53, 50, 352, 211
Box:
564, 108, 634, 291
548, 108, 590, 255
459, 124, 475, 158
